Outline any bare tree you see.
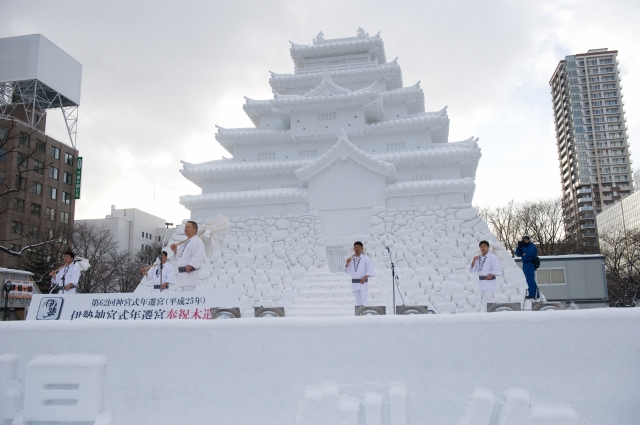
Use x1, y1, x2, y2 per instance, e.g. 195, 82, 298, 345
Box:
136, 241, 163, 266
600, 229, 640, 307
477, 200, 523, 255
477, 198, 591, 256
517, 199, 566, 255
109, 250, 142, 293
72, 222, 119, 293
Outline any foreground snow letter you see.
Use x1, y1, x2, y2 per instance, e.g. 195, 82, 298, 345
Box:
296, 381, 408, 425
20, 353, 110, 425
456, 387, 578, 425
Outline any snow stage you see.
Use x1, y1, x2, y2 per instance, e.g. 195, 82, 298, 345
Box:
1, 308, 639, 424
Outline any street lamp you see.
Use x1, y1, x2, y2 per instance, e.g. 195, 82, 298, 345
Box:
3, 280, 13, 321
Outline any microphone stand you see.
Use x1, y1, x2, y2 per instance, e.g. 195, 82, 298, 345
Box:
387, 247, 396, 315
159, 222, 172, 293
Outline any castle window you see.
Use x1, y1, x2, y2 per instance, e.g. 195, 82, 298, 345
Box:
386, 142, 406, 151
318, 112, 336, 121
258, 152, 275, 160
299, 150, 316, 158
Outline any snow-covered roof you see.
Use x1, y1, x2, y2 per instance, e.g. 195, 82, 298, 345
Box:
214, 127, 293, 154
269, 60, 403, 94
295, 129, 396, 183
244, 79, 384, 125
517, 254, 605, 261
183, 139, 479, 185
181, 158, 311, 185
180, 188, 308, 208
375, 137, 480, 165
243, 76, 425, 127
380, 82, 425, 114
385, 177, 476, 198
290, 31, 386, 68
363, 108, 450, 143
0, 267, 34, 276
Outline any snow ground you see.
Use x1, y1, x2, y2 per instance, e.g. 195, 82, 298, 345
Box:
1, 308, 639, 424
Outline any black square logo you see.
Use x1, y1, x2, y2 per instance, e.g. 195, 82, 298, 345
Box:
36, 297, 64, 320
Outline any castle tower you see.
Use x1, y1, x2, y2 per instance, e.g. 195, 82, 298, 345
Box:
167, 30, 528, 316
180, 30, 481, 248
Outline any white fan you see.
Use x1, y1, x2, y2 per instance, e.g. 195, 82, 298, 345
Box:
171, 214, 230, 257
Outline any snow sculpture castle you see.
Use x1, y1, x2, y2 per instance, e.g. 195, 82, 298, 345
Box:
167, 29, 528, 316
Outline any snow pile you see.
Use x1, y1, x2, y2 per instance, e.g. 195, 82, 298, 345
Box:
2, 309, 639, 424
136, 204, 528, 316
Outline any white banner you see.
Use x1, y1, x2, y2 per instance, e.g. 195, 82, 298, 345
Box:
26, 289, 242, 321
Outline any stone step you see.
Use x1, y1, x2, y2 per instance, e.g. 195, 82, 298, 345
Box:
287, 309, 354, 317
298, 288, 383, 296
291, 296, 382, 306
300, 281, 382, 289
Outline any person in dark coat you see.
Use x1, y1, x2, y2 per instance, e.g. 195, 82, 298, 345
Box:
516, 235, 538, 299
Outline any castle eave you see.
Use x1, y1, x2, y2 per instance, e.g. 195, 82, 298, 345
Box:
385, 178, 476, 198
180, 188, 308, 209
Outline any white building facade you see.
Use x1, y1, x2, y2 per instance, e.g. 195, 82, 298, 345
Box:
167, 30, 529, 316
77, 206, 174, 253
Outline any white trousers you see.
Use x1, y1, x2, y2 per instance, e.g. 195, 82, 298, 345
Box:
352, 286, 368, 306
481, 290, 494, 306
177, 270, 199, 292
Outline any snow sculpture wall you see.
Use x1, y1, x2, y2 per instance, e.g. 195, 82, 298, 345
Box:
365, 204, 528, 313
137, 204, 527, 316
137, 213, 330, 317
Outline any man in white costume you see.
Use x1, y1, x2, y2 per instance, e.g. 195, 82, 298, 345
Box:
49, 250, 81, 294
345, 241, 375, 306
469, 240, 502, 309
141, 251, 177, 292
170, 221, 205, 291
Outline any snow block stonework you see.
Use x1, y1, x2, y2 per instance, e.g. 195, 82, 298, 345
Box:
1, 309, 639, 424
137, 204, 527, 316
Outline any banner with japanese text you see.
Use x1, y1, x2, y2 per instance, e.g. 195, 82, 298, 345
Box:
3, 279, 34, 299
74, 156, 82, 199
26, 289, 241, 321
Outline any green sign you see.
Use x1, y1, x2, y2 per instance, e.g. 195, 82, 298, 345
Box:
75, 157, 82, 199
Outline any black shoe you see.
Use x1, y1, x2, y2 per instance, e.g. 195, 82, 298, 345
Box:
525, 295, 534, 299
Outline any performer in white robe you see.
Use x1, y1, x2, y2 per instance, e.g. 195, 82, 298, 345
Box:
170, 221, 205, 291
345, 241, 375, 306
469, 240, 502, 309
141, 251, 177, 292
49, 250, 81, 294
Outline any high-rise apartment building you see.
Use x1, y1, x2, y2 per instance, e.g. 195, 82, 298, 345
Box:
550, 48, 632, 248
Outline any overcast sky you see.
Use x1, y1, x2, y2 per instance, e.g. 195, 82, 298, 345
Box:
3, 0, 640, 224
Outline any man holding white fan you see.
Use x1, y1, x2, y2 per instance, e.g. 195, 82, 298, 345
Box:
345, 241, 375, 307
170, 221, 206, 292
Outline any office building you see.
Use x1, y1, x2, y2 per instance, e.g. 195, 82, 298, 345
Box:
0, 34, 82, 268
76, 206, 175, 253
